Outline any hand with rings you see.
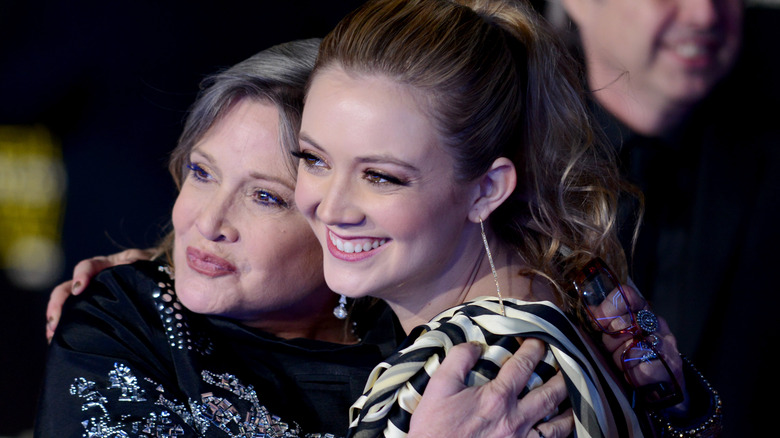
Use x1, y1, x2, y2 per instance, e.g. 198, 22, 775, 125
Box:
407, 338, 573, 438
573, 258, 689, 411
597, 283, 688, 411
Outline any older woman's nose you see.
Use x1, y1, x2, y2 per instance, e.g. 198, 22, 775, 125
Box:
195, 195, 239, 242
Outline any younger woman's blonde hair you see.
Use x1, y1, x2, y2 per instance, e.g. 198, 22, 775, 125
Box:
311, 0, 639, 311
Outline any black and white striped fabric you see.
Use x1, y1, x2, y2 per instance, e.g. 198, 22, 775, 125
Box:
347, 297, 644, 438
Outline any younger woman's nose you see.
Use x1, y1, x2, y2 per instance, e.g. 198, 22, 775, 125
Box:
314, 177, 366, 228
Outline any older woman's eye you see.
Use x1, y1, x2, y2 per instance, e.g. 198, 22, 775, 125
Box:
186, 163, 212, 182
254, 190, 289, 208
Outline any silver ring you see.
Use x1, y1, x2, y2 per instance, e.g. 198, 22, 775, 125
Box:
636, 309, 659, 334
533, 426, 546, 438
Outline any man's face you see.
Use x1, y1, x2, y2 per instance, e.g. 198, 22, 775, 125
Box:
567, 0, 743, 107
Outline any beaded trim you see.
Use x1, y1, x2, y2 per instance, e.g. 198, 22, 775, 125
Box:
649, 355, 722, 437
154, 265, 215, 355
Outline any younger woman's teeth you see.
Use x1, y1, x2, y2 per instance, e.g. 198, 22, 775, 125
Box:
330, 233, 386, 254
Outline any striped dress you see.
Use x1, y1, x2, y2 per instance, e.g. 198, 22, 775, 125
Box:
347, 297, 644, 438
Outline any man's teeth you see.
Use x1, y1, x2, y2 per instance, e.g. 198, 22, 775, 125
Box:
330, 234, 387, 253
674, 43, 706, 59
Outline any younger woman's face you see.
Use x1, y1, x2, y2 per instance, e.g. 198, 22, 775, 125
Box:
172, 99, 332, 329
294, 68, 480, 309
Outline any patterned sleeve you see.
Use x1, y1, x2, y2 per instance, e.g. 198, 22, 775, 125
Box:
34, 264, 205, 437
34, 263, 311, 438
346, 298, 645, 438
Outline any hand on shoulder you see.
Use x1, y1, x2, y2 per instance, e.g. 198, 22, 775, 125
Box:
46, 248, 157, 342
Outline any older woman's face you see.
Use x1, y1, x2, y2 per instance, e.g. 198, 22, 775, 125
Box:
172, 99, 331, 328
294, 69, 479, 309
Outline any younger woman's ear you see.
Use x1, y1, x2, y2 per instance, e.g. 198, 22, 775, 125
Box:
468, 157, 516, 223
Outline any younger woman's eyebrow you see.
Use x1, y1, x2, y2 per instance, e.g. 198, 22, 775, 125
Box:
298, 132, 420, 173
357, 154, 420, 174
298, 132, 324, 152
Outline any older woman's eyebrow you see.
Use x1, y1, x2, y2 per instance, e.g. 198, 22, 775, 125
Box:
191, 148, 295, 191
247, 170, 296, 191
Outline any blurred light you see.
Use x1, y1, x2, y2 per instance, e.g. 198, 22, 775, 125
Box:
0, 125, 66, 290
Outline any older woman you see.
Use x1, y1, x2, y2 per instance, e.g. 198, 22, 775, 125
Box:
35, 39, 392, 437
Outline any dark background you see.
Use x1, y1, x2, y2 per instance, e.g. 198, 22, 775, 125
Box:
0, 1, 366, 434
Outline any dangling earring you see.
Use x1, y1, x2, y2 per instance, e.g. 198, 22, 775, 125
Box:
333, 294, 348, 320
480, 217, 506, 316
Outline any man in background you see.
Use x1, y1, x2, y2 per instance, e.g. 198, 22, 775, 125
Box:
548, 0, 779, 434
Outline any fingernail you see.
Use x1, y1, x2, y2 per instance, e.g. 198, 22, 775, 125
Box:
467, 340, 486, 354
73, 281, 82, 294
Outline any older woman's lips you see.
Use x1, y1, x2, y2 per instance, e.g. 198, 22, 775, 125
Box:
186, 247, 237, 277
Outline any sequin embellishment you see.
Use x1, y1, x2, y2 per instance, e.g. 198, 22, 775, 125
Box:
199, 370, 303, 436
71, 363, 338, 437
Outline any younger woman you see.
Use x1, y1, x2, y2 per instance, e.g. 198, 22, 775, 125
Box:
294, 0, 720, 436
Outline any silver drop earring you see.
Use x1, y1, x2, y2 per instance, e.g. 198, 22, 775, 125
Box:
480, 217, 506, 316
333, 294, 348, 320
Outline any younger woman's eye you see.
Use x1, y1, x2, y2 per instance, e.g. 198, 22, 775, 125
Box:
364, 170, 407, 186
186, 163, 212, 182
291, 150, 327, 170
253, 190, 289, 208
